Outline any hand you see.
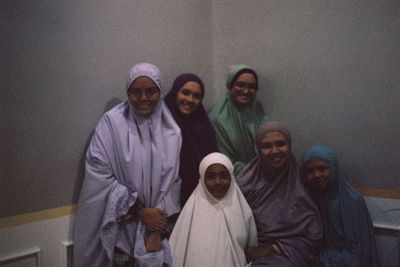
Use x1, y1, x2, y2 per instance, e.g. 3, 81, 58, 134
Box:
245, 245, 275, 263
145, 231, 162, 252
139, 208, 167, 232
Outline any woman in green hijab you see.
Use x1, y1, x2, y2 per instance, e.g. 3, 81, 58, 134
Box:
209, 65, 267, 174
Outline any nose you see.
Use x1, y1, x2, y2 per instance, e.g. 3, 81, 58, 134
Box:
214, 177, 223, 185
313, 170, 323, 179
271, 145, 279, 154
186, 94, 193, 102
140, 91, 148, 100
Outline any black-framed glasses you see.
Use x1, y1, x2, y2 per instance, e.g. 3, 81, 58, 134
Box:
128, 87, 159, 98
234, 81, 257, 92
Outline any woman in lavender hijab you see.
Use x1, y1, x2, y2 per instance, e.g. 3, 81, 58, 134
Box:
73, 63, 182, 267
164, 73, 218, 206
236, 121, 322, 267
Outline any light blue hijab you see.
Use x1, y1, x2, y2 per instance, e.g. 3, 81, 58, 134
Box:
73, 63, 182, 267
302, 145, 380, 267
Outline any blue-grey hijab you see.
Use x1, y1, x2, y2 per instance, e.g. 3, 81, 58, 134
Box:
302, 145, 380, 267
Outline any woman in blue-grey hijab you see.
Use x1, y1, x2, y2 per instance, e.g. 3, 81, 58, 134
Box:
73, 63, 182, 267
302, 145, 380, 267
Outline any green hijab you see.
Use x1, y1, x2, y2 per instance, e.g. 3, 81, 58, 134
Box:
209, 65, 267, 174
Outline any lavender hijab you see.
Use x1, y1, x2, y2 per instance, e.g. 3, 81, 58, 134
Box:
236, 121, 322, 267
73, 63, 182, 267
164, 73, 218, 205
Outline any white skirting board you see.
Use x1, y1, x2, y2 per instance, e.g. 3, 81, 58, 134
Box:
0, 214, 74, 267
0, 197, 399, 267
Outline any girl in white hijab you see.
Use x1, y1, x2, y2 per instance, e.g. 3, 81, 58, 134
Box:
169, 152, 257, 267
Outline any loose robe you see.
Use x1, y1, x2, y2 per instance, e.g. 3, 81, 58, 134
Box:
169, 152, 258, 267
302, 145, 380, 267
73, 63, 182, 267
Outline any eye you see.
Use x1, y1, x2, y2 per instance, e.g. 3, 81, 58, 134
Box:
205, 172, 217, 180
247, 83, 257, 90
262, 143, 272, 149
192, 92, 202, 100
181, 89, 191, 96
235, 82, 246, 88
219, 171, 231, 180
128, 87, 142, 96
146, 87, 159, 96
318, 166, 329, 172
276, 141, 287, 147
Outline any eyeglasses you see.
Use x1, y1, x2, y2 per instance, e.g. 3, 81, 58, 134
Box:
128, 87, 159, 98
234, 81, 257, 92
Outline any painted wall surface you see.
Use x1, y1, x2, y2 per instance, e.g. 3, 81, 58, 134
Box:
211, 1, 400, 189
1, 0, 213, 217
1, 1, 399, 219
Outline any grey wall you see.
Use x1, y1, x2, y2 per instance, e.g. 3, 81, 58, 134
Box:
211, 0, 400, 189
1, 0, 399, 218
1, 0, 213, 217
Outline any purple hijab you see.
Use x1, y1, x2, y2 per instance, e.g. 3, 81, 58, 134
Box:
236, 121, 322, 267
73, 63, 182, 267
165, 73, 218, 205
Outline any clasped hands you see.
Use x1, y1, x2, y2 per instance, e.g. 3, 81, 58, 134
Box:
138, 208, 167, 252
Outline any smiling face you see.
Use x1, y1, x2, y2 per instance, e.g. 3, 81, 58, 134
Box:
204, 163, 231, 199
175, 81, 202, 115
259, 131, 290, 175
230, 72, 257, 108
303, 158, 331, 193
127, 76, 160, 117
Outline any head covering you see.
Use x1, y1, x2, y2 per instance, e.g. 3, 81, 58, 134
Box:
126, 62, 163, 95
255, 121, 292, 149
236, 121, 322, 266
169, 152, 258, 267
226, 64, 259, 90
301, 145, 380, 267
165, 73, 218, 205
209, 64, 267, 174
74, 63, 181, 267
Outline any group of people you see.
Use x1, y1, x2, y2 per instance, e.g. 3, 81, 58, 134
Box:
73, 63, 380, 267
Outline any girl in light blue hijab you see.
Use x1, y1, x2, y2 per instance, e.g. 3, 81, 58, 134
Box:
302, 145, 380, 267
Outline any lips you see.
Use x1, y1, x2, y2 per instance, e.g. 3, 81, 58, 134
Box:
210, 187, 228, 197
269, 154, 284, 163
178, 101, 195, 113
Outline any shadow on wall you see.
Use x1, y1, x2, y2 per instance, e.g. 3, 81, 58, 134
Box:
72, 97, 123, 204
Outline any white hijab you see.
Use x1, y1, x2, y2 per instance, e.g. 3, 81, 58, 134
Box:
169, 152, 257, 267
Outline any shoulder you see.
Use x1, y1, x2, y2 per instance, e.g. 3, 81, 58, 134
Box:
94, 101, 129, 133
101, 101, 128, 122
209, 95, 229, 119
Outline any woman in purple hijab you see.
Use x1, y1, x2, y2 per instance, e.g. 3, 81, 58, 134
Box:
164, 73, 218, 206
73, 63, 182, 267
236, 121, 322, 267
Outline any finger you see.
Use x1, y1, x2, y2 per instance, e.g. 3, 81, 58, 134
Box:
153, 225, 166, 233
157, 210, 168, 219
